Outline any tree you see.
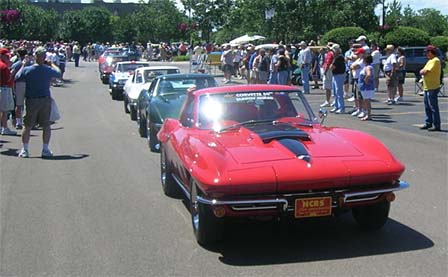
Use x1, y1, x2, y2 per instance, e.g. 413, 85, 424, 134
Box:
384, 26, 430, 46
414, 9, 448, 37
321, 27, 367, 51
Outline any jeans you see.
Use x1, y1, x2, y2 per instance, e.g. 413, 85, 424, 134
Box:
73, 53, 80, 67
277, 70, 288, 85
332, 73, 345, 110
424, 89, 441, 128
268, 71, 278, 84
302, 64, 310, 93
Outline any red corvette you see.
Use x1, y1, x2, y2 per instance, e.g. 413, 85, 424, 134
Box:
157, 85, 409, 245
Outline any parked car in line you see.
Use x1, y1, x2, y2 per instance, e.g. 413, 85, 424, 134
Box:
137, 74, 218, 152
123, 66, 180, 120
108, 61, 150, 100
157, 84, 409, 245
99, 49, 140, 84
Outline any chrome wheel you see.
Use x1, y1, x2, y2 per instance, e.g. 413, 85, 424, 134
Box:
160, 149, 167, 186
159, 146, 179, 197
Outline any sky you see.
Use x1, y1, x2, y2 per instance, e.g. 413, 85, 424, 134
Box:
100, 0, 448, 15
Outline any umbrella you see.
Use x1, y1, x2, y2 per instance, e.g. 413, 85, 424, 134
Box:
229, 34, 266, 45
255, 44, 278, 50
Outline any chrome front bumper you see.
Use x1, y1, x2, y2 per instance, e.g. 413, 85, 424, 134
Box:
193, 181, 410, 212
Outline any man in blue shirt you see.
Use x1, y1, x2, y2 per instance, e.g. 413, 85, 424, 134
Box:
15, 47, 61, 158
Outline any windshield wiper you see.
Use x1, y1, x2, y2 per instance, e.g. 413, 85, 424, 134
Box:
217, 119, 276, 133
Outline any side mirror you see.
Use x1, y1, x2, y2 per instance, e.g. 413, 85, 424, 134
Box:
318, 108, 328, 125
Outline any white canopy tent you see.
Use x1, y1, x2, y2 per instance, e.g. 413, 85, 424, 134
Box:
229, 34, 266, 45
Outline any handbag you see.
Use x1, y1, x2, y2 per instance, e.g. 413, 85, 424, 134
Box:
0, 87, 14, 112
49, 97, 61, 122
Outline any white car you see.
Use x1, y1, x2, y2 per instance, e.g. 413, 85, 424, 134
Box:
109, 61, 150, 100
123, 66, 180, 120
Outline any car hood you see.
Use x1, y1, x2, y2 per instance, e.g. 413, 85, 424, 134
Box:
128, 83, 150, 100
150, 94, 187, 124
215, 124, 363, 164
113, 72, 131, 81
204, 123, 403, 192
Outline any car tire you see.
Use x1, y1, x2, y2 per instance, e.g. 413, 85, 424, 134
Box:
190, 179, 223, 245
160, 146, 180, 197
138, 113, 147, 137
111, 89, 122, 100
352, 200, 390, 230
147, 119, 160, 152
130, 105, 137, 121
124, 97, 130, 113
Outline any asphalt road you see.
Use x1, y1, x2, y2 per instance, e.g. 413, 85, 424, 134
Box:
0, 60, 447, 277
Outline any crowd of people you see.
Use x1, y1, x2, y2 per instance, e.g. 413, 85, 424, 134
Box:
0, 36, 444, 159
210, 35, 442, 126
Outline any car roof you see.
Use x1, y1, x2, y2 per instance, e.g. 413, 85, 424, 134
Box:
137, 66, 180, 71
192, 84, 300, 97
116, 61, 150, 65
155, 73, 215, 80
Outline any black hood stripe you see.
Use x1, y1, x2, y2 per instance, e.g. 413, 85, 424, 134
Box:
277, 138, 311, 162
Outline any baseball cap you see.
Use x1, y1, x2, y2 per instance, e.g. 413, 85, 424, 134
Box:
355, 47, 365, 55
355, 35, 367, 42
425, 45, 436, 52
0, 48, 11, 56
331, 44, 341, 51
385, 44, 394, 51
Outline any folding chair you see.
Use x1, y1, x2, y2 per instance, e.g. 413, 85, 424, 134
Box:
414, 75, 424, 96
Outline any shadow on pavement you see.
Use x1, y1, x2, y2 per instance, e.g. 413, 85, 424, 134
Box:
204, 214, 433, 266
0, 148, 89, 160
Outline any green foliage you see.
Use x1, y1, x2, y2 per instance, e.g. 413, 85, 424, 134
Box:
321, 27, 367, 51
172, 55, 190, 62
430, 36, 448, 53
384, 26, 430, 47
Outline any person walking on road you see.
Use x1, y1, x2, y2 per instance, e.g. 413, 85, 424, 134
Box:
15, 47, 61, 158
419, 45, 442, 132
72, 42, 81, 67
0, 48, 17, 135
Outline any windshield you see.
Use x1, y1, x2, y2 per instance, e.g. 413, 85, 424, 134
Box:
144, 69, 180, 82
118, 63, 149, 73
156, 77, 217, 97
197, 90, 316, 130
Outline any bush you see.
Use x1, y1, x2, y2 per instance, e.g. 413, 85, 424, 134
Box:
383, 27, 430, 47
430, 36, 448, 54
321, 27, 367, 52
172, 55, 190, 62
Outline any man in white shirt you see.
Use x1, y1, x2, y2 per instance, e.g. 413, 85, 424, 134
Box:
383, 44, 398, 104
298, 41, 312, 94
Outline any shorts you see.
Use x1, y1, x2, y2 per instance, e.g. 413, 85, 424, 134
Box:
250, 70, 258, 80
344, 70, 350, 84
385, 71, 398, 88
322, 69, 333, 90
14, 82, 26, 106
222, 64, 233, 74
361, 90, 374, 99
373, 64, 380, 80
24, 97, 51, 128
258, 71, 269, 82
353, 80, 363, 100
398, 70, 406, 84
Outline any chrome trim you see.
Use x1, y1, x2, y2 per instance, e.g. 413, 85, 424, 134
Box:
196, 196, 289, 211
342, 180, 409, 203
231, 205, 278, 211
344, 195, 381, 203
172, 174, 190, 199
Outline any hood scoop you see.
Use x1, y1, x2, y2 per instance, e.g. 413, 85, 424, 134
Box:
245, 124, 311, 162
245, 124, 310, 143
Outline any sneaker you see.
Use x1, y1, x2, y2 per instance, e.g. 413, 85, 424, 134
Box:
320, 101, 330, 107
383, 99, 391, 103
330, 101, 335, 107
357, 112, 366, 118
387, 100, 396, 105
394, 96, 403, 102
420, 124, 432, 130
41, 148, 54, 158
1, 128, 17, 136
351, 109, 360, 116
223, 80, 230, 84
15, 124, 22, 130
428, 126, 441, 132
18, 148, 29, 158
418, 91, 425, 96
330, 107, 338, 113
347, 96, 355, 102
335, 109, 345, 114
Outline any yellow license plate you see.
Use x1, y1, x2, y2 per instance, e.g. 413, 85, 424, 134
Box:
295, 197, 332, 218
